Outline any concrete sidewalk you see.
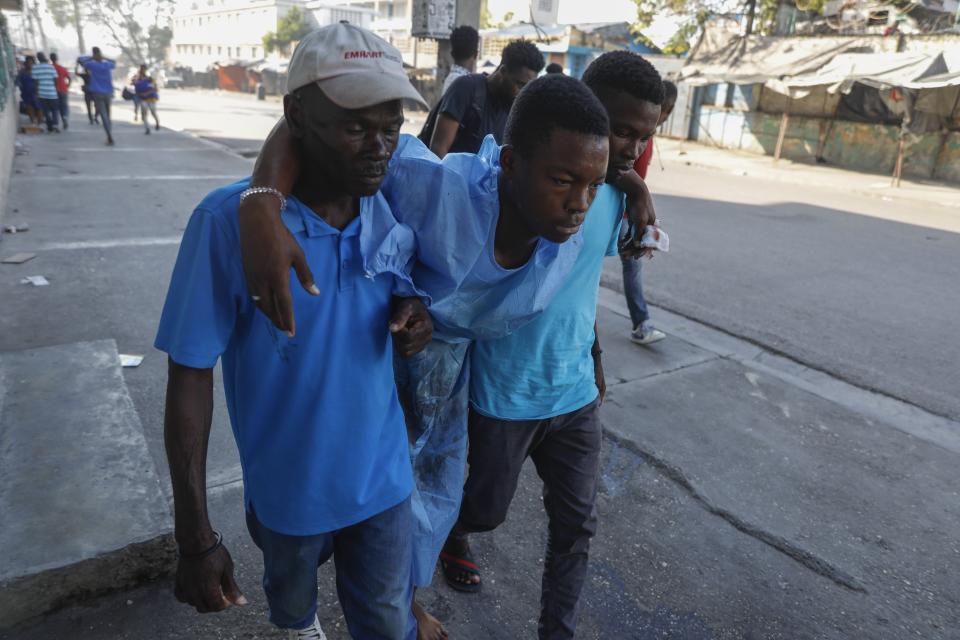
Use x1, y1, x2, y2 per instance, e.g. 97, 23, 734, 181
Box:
654, 137, 960, 210
2, 103, 959, 639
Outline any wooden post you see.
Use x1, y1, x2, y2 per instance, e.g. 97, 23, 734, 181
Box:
774, 96, 792, 162
892, 131, 906, 188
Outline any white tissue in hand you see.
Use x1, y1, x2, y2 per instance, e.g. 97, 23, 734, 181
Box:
640, 226, 669, 252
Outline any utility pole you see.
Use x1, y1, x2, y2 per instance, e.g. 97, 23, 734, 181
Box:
744, 0, 757, 35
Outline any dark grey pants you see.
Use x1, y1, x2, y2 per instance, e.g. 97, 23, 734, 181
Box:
457, 399, 602, 640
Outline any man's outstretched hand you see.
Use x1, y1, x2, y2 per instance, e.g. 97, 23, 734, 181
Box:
173, 545, 247, 614
238, 194, 319, 337
391, 297, 433, 358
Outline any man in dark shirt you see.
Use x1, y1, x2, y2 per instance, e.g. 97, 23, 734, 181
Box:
428, 39, 544, 157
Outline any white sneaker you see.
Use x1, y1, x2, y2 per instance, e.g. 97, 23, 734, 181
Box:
630, 323, 666, 345
286, 615, 327, 640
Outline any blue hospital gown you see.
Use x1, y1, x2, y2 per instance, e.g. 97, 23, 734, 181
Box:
378, 135, 585, 586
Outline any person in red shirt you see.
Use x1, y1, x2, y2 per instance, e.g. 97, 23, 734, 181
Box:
633, 80, 676, 179
622, 80, 676, 345
49, 53, 70, 130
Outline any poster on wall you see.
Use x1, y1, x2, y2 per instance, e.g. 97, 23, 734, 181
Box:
412, 0, 456, 39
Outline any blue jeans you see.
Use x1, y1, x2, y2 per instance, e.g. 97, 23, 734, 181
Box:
245, 498, 416, 639
40, 98, 60, 131
619, 226, 649, 329
57, 92, 69, 123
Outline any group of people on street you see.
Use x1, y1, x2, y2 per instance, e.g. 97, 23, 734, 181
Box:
157, 22, 671, 640
16, 47, 161, 145
15, 52, 70, 132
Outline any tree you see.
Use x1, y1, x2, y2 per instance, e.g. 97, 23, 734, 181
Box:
631, 0, 809, 54
27, 0, 49, 52
86, 0, 174, 65
262, 7, 311, 56
147, 24, 173, 64
47, 0, 88, 53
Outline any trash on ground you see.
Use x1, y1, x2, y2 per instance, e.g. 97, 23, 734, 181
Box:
3, 224, 30, 234
2, 252, 37, 264
119, 354, 144, 368
20, 275, 50, 286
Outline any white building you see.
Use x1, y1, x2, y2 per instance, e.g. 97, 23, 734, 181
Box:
169, 0, 374, 70
324, 0, 438, 68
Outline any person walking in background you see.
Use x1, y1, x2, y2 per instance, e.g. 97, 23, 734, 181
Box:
15, 56, 42, 127
131, 64, 147, 121
32, 53, 60, 133
621, 80, 677, 346
421, 39, 544, 157
135, 70, 160, 134
75, 61, 98, 125
441, 25, 479, 96
78, 47, 116, 146
545, 62, 564, 74
50, 53, 70, 130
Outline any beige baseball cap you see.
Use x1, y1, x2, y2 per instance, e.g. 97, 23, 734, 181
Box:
286, 22, 428, 109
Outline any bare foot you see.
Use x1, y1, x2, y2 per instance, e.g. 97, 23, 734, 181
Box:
412, 600, 448, 640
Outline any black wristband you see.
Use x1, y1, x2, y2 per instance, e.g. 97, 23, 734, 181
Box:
178, 531, 222, 560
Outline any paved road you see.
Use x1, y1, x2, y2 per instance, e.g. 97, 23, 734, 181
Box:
156, 88, 960, 421
610, 157, 960, 422
3, 96, 959, 639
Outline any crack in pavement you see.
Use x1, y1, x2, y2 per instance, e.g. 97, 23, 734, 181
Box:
606, 355, 720, 388
601, 429, 868, 594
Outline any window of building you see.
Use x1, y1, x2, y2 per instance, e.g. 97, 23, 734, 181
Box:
207, 46, 212, 55
227, 47, 232, 57
218, 46, 222, 55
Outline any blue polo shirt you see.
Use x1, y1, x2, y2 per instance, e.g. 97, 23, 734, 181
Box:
469, 184, 624, 420
155, 180, 417, 536
77, 57, 115, 94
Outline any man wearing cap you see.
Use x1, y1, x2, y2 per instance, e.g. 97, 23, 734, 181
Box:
157, 23, 433, 640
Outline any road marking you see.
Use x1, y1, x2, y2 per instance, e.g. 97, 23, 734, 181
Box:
18, 174, 240, 181
41, 236, 182, 250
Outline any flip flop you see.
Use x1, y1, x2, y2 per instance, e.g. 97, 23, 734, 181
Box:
439, 548, 482, 593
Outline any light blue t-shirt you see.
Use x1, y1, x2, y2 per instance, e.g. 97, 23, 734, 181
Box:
469, 184, 624, 420
155, 179, 420, 536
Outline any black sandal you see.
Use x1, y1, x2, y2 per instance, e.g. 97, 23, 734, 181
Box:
439, 548, 482, 593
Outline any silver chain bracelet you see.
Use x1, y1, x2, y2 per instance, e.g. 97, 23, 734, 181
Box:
240, 186, 287, 212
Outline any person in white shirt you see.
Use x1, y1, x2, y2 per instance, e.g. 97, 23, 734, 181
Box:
441, 25, 479, 96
